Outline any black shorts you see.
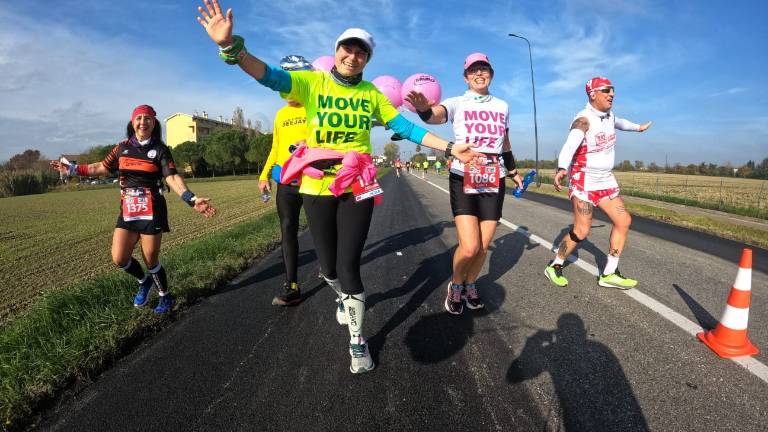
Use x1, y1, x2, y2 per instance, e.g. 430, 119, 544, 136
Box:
449, 172, 505, 221
115, 195, 170, 235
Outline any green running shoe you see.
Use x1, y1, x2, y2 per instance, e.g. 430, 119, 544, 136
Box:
544, 264, 568, 287
598, 269, 637, 290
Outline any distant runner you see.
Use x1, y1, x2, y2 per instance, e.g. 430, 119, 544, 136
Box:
544, 77, 652, 289
394, 158, 403, 178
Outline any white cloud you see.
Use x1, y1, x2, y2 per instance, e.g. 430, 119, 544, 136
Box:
708, 87, 747, 97
0, 8, 282, 161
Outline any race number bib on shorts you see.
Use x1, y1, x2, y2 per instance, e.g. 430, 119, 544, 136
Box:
351, 178, 383, 202
122, 187, 154, 221
463, 162, 500, 194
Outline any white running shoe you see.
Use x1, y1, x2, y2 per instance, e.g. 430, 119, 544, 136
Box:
336, 298, 347, 325
349, 337, 375, 374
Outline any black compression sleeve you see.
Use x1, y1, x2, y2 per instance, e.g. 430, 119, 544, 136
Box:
501, 151, 516, 171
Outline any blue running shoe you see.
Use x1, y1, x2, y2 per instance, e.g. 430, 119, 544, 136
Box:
133, 278, 154, 308
153, 294, 174, 314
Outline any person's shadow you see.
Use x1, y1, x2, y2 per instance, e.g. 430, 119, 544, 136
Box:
507, 313, 649, 431
403, 227, 533, 364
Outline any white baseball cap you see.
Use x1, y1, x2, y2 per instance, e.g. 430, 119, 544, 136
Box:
335, 28, 375, 60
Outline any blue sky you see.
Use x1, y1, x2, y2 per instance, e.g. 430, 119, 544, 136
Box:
1, 0, 766, 166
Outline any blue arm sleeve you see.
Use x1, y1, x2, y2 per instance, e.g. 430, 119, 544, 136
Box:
386, 114, 428, 145
256, 64, 292, 93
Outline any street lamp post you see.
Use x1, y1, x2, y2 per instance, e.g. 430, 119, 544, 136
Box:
508, 33, 540, 186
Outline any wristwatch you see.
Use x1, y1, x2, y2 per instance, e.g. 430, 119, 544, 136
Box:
445, 141, 454, 159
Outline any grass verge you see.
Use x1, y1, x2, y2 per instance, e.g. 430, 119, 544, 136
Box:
524, 182, 768, 250
0, 208, 290, 430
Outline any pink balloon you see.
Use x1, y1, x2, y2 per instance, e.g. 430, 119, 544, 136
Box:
401, 73, 442, 112
311, 55, 335, 72
371, 75, 403, 108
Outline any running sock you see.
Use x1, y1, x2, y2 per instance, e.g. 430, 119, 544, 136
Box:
552, 255, 565, 266
603, 255, 620, 276
148, 263, 169, 295
119, 258, 145, 281
323, 276, 344, 299
342, 293, 366, 340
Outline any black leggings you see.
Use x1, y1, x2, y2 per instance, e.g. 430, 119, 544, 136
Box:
276, 183, 303, 283
302, 193, 374, 295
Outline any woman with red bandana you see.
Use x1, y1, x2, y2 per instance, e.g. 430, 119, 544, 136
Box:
50, 105, 216, 313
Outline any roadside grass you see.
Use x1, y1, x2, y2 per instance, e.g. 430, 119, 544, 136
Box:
0, 178, 270, 324
0, 208, 290, 430
522, 180, 768, 250
535, 172, 768, 220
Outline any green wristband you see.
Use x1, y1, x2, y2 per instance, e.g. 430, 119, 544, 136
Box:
219, 35, 246, 65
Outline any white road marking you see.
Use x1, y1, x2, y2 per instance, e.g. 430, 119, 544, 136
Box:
417, 173, 768, 385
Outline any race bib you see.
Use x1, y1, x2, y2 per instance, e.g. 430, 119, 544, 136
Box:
351, 178, 383, 202
463, 160, 500, 194
122, 187, 154, 221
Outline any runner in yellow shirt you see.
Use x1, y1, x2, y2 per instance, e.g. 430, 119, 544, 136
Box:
259, 55, 313, 306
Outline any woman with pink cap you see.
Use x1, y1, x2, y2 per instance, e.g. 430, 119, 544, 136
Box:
50, 105, 217, 314
196, 0, 479, 373
406, 53, 523, 315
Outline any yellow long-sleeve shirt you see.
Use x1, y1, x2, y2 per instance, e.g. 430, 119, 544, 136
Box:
259, 104, 308, 181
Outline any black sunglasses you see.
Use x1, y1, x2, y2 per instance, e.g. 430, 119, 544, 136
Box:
598, 86, 614, 94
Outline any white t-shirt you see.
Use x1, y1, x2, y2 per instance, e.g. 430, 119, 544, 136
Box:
559, 103, 639, 191
442, 92, 510, 175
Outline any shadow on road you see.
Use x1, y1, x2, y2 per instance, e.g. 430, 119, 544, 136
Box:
507, 313, 649, 431
361, 221, 452, 266
403, 227, 533, 364
218, 249, 320, 295
673, 283, 718, 330
367, 248, 453, 363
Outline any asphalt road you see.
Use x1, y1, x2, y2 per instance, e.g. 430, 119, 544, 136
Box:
36, 170, 768, 432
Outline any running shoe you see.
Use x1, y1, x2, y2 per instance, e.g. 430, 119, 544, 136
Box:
598, 269, 637, 290
153, 293, 174, 314
444, 282, 464, 315
133, 277, 154, 307
463, 283, 484, 310
544, 263, 568, 287
349, 336, 375, 374
272, 281, 302, 306
336, 298, 347, 325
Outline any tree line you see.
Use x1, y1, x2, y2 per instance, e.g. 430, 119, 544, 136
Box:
0, 129, 275, 197
612, 158, 768, 179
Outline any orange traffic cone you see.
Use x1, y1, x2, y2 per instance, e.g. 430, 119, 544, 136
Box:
697, 248, 759, 358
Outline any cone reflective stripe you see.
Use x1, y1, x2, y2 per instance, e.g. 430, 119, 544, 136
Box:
697, 248, 759, 358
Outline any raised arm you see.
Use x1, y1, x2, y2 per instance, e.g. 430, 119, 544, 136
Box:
615, 117, 652, 132
196, 0, 278, 87
50, 159, 110, 178
404, 90, 448, 124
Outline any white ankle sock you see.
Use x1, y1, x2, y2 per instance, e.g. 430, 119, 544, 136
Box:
552, 256, 565, 266
603, 255, 620, 275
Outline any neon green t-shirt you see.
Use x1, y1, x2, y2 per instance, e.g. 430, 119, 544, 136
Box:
286, 71, 400, 195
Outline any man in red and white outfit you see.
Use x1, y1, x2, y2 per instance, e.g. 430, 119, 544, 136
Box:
544, 77, 652, 289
